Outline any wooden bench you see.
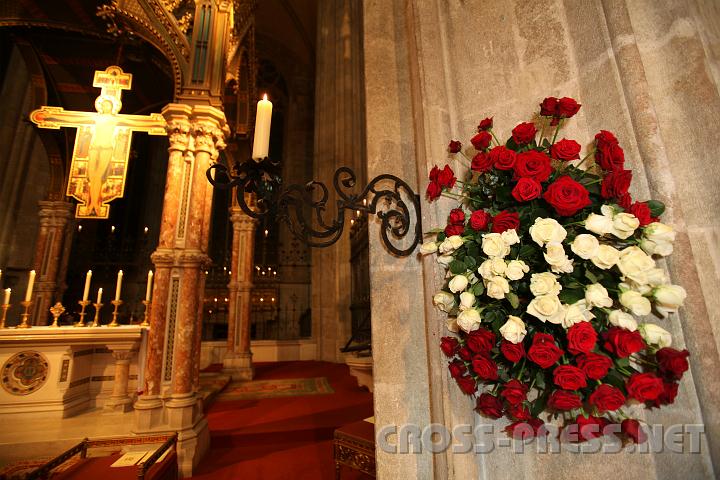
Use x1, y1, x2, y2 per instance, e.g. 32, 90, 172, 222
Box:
334, 420, 375, 479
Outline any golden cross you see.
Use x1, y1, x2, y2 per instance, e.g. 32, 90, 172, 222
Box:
30, 66, 167, 219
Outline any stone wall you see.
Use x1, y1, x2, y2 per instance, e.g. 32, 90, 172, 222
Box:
364, 0, 719, 478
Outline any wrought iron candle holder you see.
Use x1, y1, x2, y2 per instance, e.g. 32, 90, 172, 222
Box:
141, 300, 151, 327
17, 300, 33, 329
0, 303, 10, 329
49, 302, 65, 328
76, 300, 91, 327
109, 300, 122, 327
206, 158, 422, 257
92, 302, 104, 327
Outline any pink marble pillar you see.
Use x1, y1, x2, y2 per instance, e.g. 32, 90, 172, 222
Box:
105, 345, 138, 413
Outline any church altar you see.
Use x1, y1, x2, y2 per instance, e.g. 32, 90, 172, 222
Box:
0, 326, 146, 417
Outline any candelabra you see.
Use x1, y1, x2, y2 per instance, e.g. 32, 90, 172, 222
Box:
49, 302, 65, 328
92, 301, 104, 327
0, 302, 10, 329
141, 300, 151, 327
75, 300, 91, 327
17, 300, 33, 329
109, 300, 122, 327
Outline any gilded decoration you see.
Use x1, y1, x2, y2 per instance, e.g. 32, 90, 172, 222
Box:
2, 351, 50, 396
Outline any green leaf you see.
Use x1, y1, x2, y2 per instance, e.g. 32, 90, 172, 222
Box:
464, 256, 477, 270
646, 200, 665, 217
615, 357, 630, 368
534, 370, 546, 389
449, 260, 466, 275
584, 269, 598, 284
471, 282, 485, 296
558, 288, 585, 305
506, 292, 520, 309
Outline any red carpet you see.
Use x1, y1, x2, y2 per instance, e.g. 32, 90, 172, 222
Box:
190, 361, 374, 480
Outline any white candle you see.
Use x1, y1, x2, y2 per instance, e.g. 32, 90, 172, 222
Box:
83, 270, 92, 302
114, 270, 123, 301
145, 270, 154, 301
25, 270, 36, 302
96, 287, 103, 304
3, 288, 9, 305
251, 94, 273, 160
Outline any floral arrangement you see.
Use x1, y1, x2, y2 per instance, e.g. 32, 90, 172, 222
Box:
423, 97, 689, 443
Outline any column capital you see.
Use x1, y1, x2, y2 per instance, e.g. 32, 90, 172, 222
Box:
229, 205, 259, 227
162, 104, 193, 153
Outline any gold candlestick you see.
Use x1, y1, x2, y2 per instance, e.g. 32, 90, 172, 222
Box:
109, 300, 122, 327
75, 300, 91, 327
91, 302, 104, 327
0, 303, 10, 329
49, 303, 65, 328
141, 300, 151, 327
17, 300, 32, 329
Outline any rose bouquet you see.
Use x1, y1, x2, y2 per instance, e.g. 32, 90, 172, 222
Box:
424, 97, 689, 443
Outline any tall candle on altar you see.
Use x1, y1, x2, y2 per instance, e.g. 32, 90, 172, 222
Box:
3, 289, 9, 305
25, 270, 35, 302
145, 270, 154, 302
114, 270, 123, 301
251, 94, 273, 160
96, 287, 103, 304
83, 270, 92, 301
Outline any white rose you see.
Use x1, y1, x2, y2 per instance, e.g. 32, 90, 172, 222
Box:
562, 300, 595, 328
459, 291, 476, 311
433, 291, 455, 312
619, 290, 652, 316
617, 246, 656, 285
601, 205, 617, 217
611, 213, 640, 239
420, 242, 438, 254
486, 276, 510, 300
530, 272, 562, 296
544, 242, 574, 274
529, 218, 567, 247
608, 309, 638, 331
585, 212, 614, 235
439, 235, 464, 254
506, 260, 529, 281
646, 268, 668, 286
488, 257, 507, 277
457, 309, 482, 333
499, 315, 527, 344
527, 294, 563, 323
653, 285, 687, 317
639, 323, 672, 348
501, 229, 520, 246
482, 233, 510, 258
585, 283, 613, 308
437, 254, 453, 267
449, 275, 469, 293
640, 222, 676, 257
571, 234, 600, 260
591, 244, 621, 270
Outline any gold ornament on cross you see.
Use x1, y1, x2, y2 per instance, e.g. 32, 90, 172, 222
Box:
29, 66, 167, 219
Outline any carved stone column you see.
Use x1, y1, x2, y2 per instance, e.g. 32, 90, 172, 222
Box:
223, 199, 257, 379
104, 344, 138, 413
30, 201, 74, 325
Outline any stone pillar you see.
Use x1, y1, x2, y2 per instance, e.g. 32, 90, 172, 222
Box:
223, 200, 257, 379
30, 200, 74, 325
104, 345, 138, 413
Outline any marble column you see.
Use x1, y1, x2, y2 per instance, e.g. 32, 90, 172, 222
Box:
104, 345, 138, 413
223, 199, 257, 380
30, 200, 74, 326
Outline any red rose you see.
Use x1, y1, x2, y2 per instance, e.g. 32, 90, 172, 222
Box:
426, 182, 441, 201
500, 379, 528, 406
629, 202, 657, 227
505, 418, 546, 440
552, 365, 587, 390
437, 164, 457, 189
440, 336, 460, 357
475, 393, 503, 418
457, 346, 472, 362
600, 169, 632, 199
548, 390, 583, 411
444, 224, 464, 236
566, 322, 597, 355
557, 97, 581, 118
514, 150, 552, 182
508, 403, 532, 421
626, 372, 664, 402
656, 347, 690, 380
512, 122, 537, 145
429, 165, 440, 182
471, 354, 499, 380
621, 419, 647, 444
448, 360, 466, 379
603, 327, 645, 358
471, 131, 492, 151
568, 415, 608, 442
617, 193, 632, 210
543, 175, 592, 216
456, 375, 477, 395
528, 333, 564, 368
540, 97, 559, 117
448, 140, 462, 153
469, 209, 491, 231
575, 353, 613, 380
550, 139, 581, 161
595, 130, 619, 147
491, 210, 520, 233
488, 146, 517, 170
477, 117, 493, 131
652, 381, 679, 407
588, 384, 626, 412
512, 177, 542, 202
466, 328, 496, 354
471, 152, 493, 173
595, 143, 625, 171
448, 208, 465, 225
500, 340, 525, 363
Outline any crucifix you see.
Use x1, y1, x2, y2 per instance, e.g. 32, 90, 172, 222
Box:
30, 66, 167, 219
